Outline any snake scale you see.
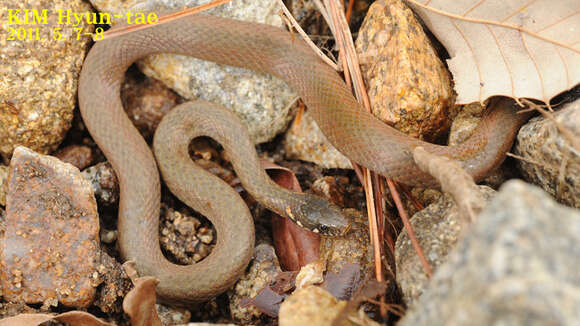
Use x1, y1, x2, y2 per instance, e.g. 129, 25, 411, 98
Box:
78, 13, 531, 303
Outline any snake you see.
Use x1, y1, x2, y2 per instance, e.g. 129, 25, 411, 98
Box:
78, 13, 531, 303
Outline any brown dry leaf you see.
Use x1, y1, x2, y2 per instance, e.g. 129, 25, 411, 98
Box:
122, 276, 162, 326
0, 311, 113, 326
405, 0, 580, 104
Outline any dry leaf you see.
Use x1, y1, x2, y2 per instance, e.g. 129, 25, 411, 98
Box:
405, 0, 580, 104
261, 159, 321, 271
122, 276, 162, 326
0, 312, 113, 326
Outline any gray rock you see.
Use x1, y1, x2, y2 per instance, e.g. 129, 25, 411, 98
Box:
515, 99, 579, 207
89, 0, 298, 144
395, 186, 495, 306
399, 180, 580, 326
284, 109, 352, 169
0, 1, 93, 160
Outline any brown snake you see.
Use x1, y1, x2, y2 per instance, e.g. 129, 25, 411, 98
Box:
78, 14, 531, 303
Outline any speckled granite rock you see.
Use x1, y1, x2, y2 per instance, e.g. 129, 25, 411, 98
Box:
228, 244, 281, 323
284, 109, 352, 169
399, 180, 580, 326
89, 0, 297, 144
0, 147, 100, 307
515, 99, 579, 207
355, 0, 455, 141
395, 186, 495, 306
0, 0, 93, 160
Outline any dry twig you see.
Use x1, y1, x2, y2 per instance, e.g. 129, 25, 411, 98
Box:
386, 179, 433, 278
320, 0, 385, 286
276, 0, 340, 70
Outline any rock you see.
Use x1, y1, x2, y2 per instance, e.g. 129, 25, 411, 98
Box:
229, 244, 281, 323
295, 260, 325, 289
0, 147, 100, 307
0, 165, 8, 206
284, 109, 352, 169
311, 176, 348, 207
159, 204, 214, 264
82, 162, 119, 207
320, 210, 373, 280
448, 103, 514, 188
278, 286, 347, 326
399, 180, 580, 326
395, 186, 495, 306
515, 99, 579, 207
355, 0, 455, 141
310, 175, 366, 211
121, 68, 181, 141
448, 103, 486, 146
93, 251, 132, 314
156, 304, 191, 325
89, 0, 298, 144
400, 187, 443, 218
0, 302, 38, 319
0, 1, 93, 160
54, 145, 94, 170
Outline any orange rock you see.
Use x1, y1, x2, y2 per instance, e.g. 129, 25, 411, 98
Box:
0, 147, 100, 307
355, 0, 456, 141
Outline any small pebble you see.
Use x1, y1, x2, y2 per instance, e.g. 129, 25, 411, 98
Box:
121, 67, 181, 141
278, 286, 347, 326
54, 145, 94, 170
82, 162, 119, 207
159, 205, 214, 265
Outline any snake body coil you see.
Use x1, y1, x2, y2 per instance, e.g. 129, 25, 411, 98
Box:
78, 14, 529, 303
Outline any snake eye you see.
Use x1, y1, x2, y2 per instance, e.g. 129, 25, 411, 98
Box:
318, 224, 329, 234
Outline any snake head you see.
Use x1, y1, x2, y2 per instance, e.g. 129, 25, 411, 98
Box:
296, 195, 352, 236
